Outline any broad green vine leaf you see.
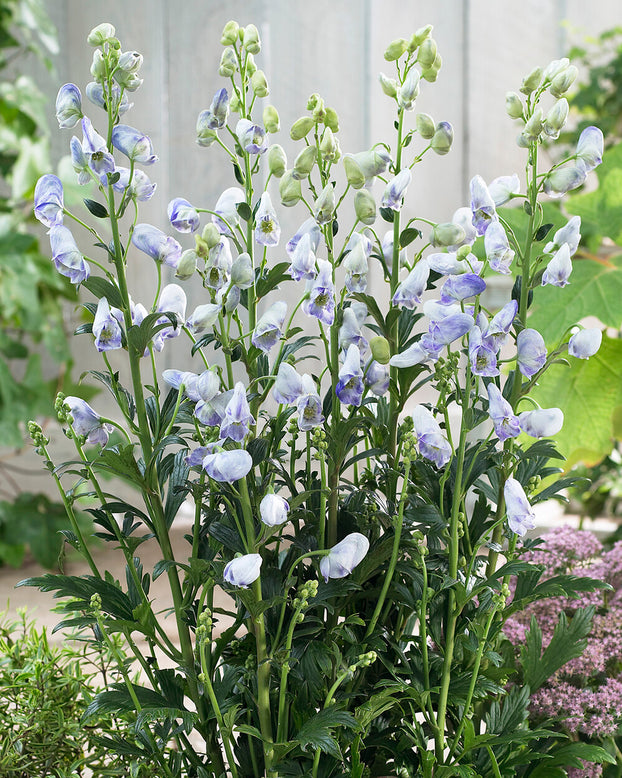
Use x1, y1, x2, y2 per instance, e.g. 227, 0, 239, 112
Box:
528, 254, 622, 345
566, 141, 622, 245
530, 335, 622, 468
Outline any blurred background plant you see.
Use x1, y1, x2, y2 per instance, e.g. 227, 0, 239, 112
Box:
0, 0, 83, 568
0, 608, 161, 777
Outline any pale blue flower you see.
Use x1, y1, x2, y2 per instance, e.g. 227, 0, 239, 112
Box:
486, 300, 517, 350
517, 328, 546, 377
86, 81, 132, 115
468, 326, 499, 377
470, 174, 497, 235
81, 117, 115, 175
272, 362, 303, 404
568, 328, 602, 359
49, 225, 90, 284
185, 446, 211, 468
487, 384, 520, 442
286, 218, 322, 258
251, 301, 287, 352
93, 297, 123, 352
201, 87, 229, 130
288, 232, 316, 281
64, 396, 112, 446
543, 165, 586, 197
412, 404, 452, 468
163, 369, 203, 402
518, 408, 564, 438
212, 187, 245, 235
389, 341, 431, 368
55, 83, 82, 129
392, 260, 430, 308
185, 303, 221, 335
440, 273, 486, 304
336, 345, 364, 407
236, 118, 268, 154
420, 312, 474, 360
296, 374, 325, 430
339, 307, 368, 352
487, 174, 520, 206
205, 238, 233, 291
303, 259, 335, 325
260, 494, 290, 527
111, 124, 158, 164
230, 253, 254, 289
576, 125, 604, 173
541, 243, 572, 287
132, 224, 182, 268
448, 207, 477, 249
70, 136, 90, 185
364, 360, 390, 396
485, 221, 514, 274
504, 477, 536, 537
320, 533, 369, 582
544, 215, 581, 257
254, 191, 280, 246
104, 167, 156, 201
202, 445, 253, 482
156, 284, 187, 340
220, 382, 254, 442
224, 553, 262, 587
34, 174, 64, 227
168, 197, 200, 233
381, 169, 412, 211
343, 240, 369, 293
195, 390, 233, 427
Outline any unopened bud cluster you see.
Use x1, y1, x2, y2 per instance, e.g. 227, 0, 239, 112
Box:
196, 608, 213, 645
28, 420, 49, 449
292, 579, 319, 622
311, 427, 328, 459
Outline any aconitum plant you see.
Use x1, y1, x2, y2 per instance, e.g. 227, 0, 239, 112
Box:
25, 20, 614, 778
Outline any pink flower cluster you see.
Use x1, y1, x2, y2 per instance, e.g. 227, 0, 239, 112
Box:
505, 526, 622, 740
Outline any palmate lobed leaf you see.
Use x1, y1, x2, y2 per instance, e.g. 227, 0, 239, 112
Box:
530, 334, 622, 467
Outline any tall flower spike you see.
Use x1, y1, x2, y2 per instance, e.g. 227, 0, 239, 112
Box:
504, 477, 536, 537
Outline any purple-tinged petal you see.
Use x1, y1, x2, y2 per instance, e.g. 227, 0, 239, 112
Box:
236, 118, 268, 154
485, 221, 515, 275
200, 88, 229, 130
132, 224, 182, 268
203, 448, 253, 482
296, 374, 324, 430
55, 83, 82, 129
412, 405, 452, 468
273, 362, 304, 404
568, 328, 602, 359
288, 232, 317, 281
504, 477, 536, 537
542, 243, 572, 287
186, 303, 221, 335
381, 169, 411, 211
470, 174, 497, 235
487, 174, 520, 206
49, 225, 90, 284
440, 273, 486, 304
286, 218, 322, 258
339, 307, 368, 352
320, 533, 369, 581
168, 197, 200, 233
389, 342, 430, 368
212, 187, 245, 235
518, 408, 564, 438
251, 301, 287, 353
543, 165, 586, 197
486, 300, 518, 350
185, 446, 211, 468
392, 260, 430, 308
34, 174, 64, 227
343, 240, 368, 294
254, 191, 280, 246
517, 329, 546, 377
260, 494, 290, 527
64, 396, 112, 446
302, 259, 335, 325
111, 124, 158, 164
336, 345, 364, 407
544, 216, 581, 257
81, 117, 115, 175
224, 553, 262, 587
93, 297, 123, 352
469, 327, 499, 377
487, 384, 520, 441
220, 382, 254, 442
576, 126, 604, 173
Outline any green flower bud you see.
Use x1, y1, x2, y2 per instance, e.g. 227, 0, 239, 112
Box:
370, 335, 391, 364
90, 49, 106, 81
263, 104, 280, 133
290, 116, 315, 141
416, 112, 435, 139
292, 145, 317, 180
314, 183, 335, 225
543, 57, 569, 82
320, 127, 340, 161
456, 244, 472, 260
409, 24, 433, 51
431, 222, 466, 247
522, 107, 543, 142
431, 121, 453, 155
543, 98, 569, 139
87, 23, 116, 46
175, 249, 198, 280
268, 144, 287, 177
384, 38, 408, 61
279, 170, 302, 207
219, 48, 237, 77
221, 20, 239, 45
242, 24, 261, 54
417, 37, 437, 68
379, 72, 398, 98
307, 93, 320, 110
231, 253, 254, 287
520, 66, 542, 95
245, 53, 257, 76
324, 106, 339, 133
202, 223, 221, 249
229, 93, 240, 113
312, 97, 326, 123
251, 69, 269, 97
505, 92, 523, 120
421, 52, 442, 82
550, 65, 577, 98
343, 154, 366, 189
354, 189, 376, 225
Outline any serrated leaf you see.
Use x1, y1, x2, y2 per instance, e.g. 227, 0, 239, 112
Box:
530, 335, 622, 467
294, 708, 358, 759
528, 255, 622, 344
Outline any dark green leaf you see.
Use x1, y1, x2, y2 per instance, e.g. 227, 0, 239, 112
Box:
83, 276, 124, 309
83, 198, 109, 218
380, 207, 394, 223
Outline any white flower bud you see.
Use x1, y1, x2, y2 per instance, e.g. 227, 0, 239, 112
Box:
505, 92, 523, 120
279, 171, 302, 207
550, 65, 578, 98
378, 72, 398, 98
242, 24, 261, 54
543, 98, 569, 139
354, 189, 376, 225
416, 113, 436, 138
87, 23, 116, 46
220, 21, 239, 45
320, 127, 340, 161
219, 48, 237, 77
263, 105, 280, 133
417, 37, 437, 68
175, 249, 198, 280
520, 66, 543, 95
292, 145, 317, 180
90, 49, 106, 81
384, 38, 408, 61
